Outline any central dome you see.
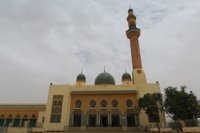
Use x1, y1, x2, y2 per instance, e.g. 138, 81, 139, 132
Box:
95, 72, 115, 85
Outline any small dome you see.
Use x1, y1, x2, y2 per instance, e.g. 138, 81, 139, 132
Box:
128, 8, 133, 12
95, 72, 115, 85
76, 73, 86, 82
122, 72, 131, 81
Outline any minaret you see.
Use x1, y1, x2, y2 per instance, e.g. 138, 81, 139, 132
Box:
126, 8, 146, 84
126, 8, 142, 69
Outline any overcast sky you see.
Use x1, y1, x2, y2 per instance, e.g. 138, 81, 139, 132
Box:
0, 0, 200, 103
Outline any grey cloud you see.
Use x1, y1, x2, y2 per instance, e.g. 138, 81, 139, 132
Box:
0, 0, 200, 103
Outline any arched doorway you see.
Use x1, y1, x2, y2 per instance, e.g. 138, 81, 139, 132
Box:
13, 114, 20, 127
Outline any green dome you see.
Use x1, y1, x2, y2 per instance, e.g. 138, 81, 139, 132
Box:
76, 73, 86, 82
122, 72, 131, 81
95, 72, 115, 85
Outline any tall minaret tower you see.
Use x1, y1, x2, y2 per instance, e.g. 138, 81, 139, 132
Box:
126, 8, 146, 84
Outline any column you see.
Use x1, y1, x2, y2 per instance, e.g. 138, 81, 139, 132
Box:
135, 114, 140, 126
19, 119, 22, 127
119, 114, 122, 126
121, 113, 127, 131
108, 114, 111, 126
86, 114, 89, 126
69, 112, 74, 127
81, 113, 87, 131
26, 120, 30, 128
96, 113, 100, 126
3, 119, 6, 127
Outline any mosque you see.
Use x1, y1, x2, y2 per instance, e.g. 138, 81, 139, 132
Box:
0, 8, 166, 132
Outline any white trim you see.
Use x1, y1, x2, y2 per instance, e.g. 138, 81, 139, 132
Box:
100, 107, 107, 110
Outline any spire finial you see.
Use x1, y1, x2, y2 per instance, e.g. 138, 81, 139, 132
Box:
128, 5, 133, 13
81, 69, 83, 74
104, 66, 105, 72
125, 69, 127, 73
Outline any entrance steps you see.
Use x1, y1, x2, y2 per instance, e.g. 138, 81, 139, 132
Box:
43, 127, 144, 133
87, 127, 122, 131
44, 132, 149, 133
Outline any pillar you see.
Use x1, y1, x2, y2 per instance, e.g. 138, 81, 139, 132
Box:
108, 114, 111, 126
121, 113, 127, 131
81, 113, 87, 131
96, 113, 100, 126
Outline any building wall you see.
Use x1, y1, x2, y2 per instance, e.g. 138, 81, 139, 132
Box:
43, 84, 139, 131
43, 85, 71, 131
0, 110, 39, 119
42, 82, 166, 131
137, 82, 166, 128
70, 93, 137, 112
0, 105, 45, 127
37, 111, 46, 127
0, 105, 45, 118
0, 81, 166, 131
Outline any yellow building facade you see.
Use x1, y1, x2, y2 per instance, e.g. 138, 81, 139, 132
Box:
0, 8, 166, 132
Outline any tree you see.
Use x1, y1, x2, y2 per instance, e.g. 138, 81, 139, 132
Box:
164, 86, 200, 132
138, 93, 163, 132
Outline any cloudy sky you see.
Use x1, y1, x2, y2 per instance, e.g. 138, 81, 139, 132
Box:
0, 0, 200, 103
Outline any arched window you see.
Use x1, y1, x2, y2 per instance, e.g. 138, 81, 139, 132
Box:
75, 100, 82, 109
23, 114, 28, 119
89, 100, 96, 108
16, 114, 20, 118
29, 114, 37, 128
8, 114, 12, 118
126, 99, 133, 108
101, 100, 107, 108
0, 114, 5, 118
31, 114, 36, 118
50, 95, 63, 123
112, 100, 118, 108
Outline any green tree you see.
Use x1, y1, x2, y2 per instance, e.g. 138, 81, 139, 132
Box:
138, 93, 163, 132
164, 86, 200, 132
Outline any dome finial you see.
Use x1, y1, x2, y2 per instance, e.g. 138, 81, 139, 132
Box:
104, 66, 105, 72
128, 5, 133, 13
125, 69, 127, 73
81, 69, 83, 74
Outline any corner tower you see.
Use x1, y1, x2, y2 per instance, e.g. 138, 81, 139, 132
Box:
126, 8, 146, 84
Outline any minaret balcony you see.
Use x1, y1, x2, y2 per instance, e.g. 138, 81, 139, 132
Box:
126, 27, 140, 38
